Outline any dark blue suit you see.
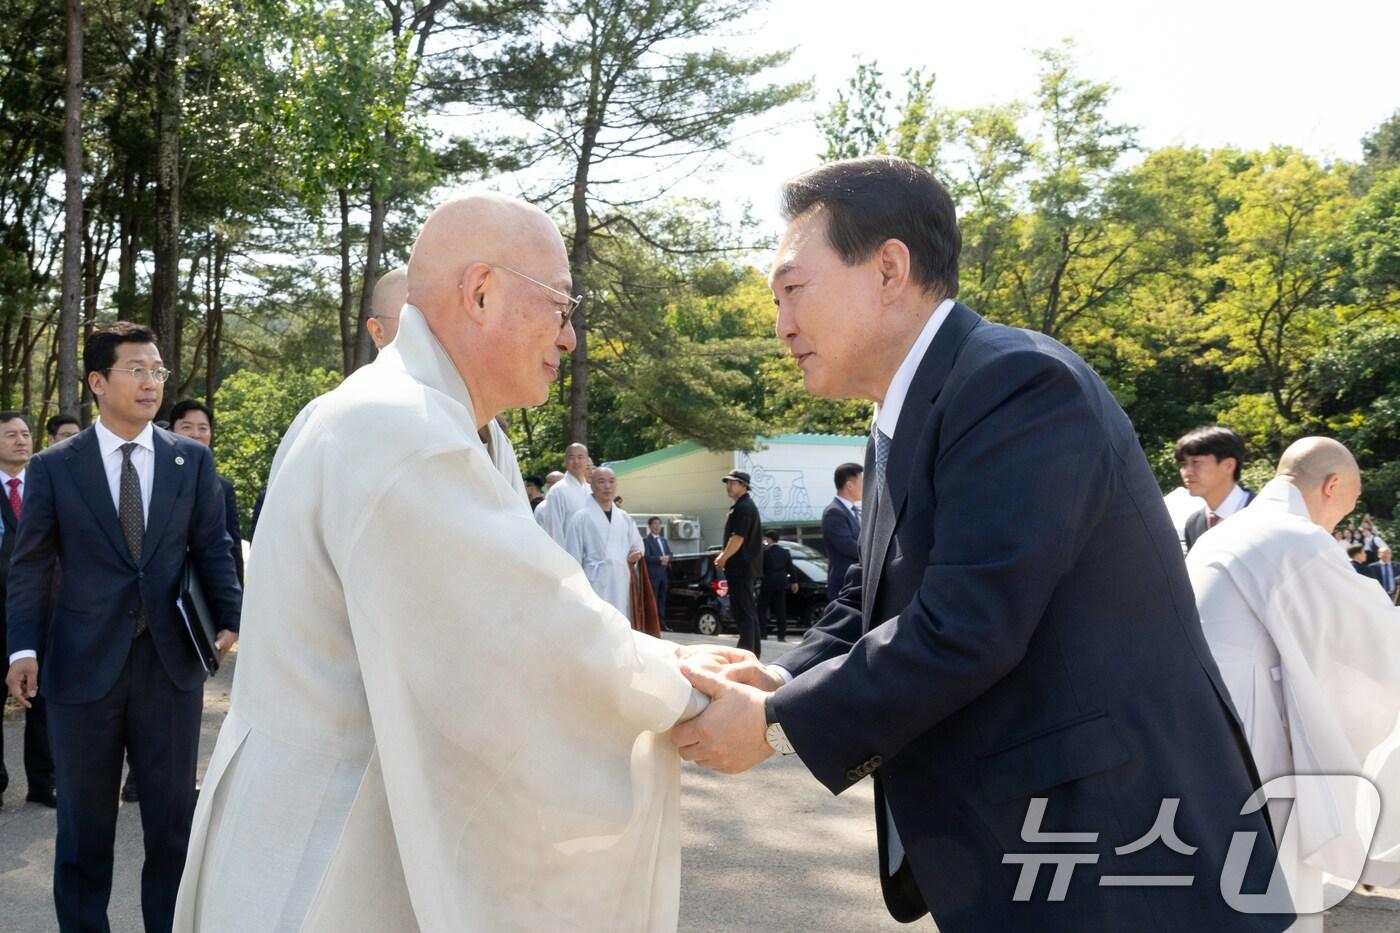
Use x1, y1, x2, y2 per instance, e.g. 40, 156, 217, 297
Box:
821, 497, 861, 600
643, 532, 672, 623
219, 475, 244, 584
0, 476, 54, 801
6, 424, 242, 933
772, 304, 1289, 932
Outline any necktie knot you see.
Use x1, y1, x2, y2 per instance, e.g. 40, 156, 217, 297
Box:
6, 476, 20, 519
1206, 510, 1220, 529
6, 478, 18, 493
120, 441, 138, 461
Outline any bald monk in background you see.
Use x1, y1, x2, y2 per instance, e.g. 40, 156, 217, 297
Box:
367, 267, 408, 349
175, 193, 705, 932
1190, 437, 1400, 931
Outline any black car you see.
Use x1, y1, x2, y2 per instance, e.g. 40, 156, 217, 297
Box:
664, 544, 830, 636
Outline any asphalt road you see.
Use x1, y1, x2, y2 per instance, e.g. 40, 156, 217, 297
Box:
2, 631, 1397, 931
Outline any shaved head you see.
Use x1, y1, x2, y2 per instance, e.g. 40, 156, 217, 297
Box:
590, 467, 617, 506
563, 442, 591, 481
405, 193, 575, 428
1276, 436, 1362, 532
367, 267, 409, 349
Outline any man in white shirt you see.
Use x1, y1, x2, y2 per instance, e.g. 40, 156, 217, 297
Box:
563, 467, 643, 622
535, 442, 592, 547
1188, 437, 1400, 931
1176, 425, 1256, 552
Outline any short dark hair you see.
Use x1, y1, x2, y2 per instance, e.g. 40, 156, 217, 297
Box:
46, 413, 79, 437
170, 398, 214, 430
1174, 426, 1246, 482
84, 321, 158, 378
1347, 544, 1366, 559
834, 462, 864, 492
648, 516, 662, 525
764, 530, 780, 542
781, 156, 961, 299
0, 410, 31, 430
523, 475, 544, 489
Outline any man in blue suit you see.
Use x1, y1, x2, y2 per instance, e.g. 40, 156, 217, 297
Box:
5, 322, 242, 933
821, 462, 863, 600
673, 158, 1290, 931
642, 516, 673, 629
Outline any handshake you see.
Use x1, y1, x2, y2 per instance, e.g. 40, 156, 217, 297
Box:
669, 644, 790, 775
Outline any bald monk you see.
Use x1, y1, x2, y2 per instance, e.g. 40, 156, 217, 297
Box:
536, 441, 592, 547
564, 467, 643, 621
1189, 437, 1400, 931
175, 193, 705, 932
367, 266, 408, 349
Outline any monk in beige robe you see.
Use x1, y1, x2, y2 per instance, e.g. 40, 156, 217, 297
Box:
175, 194, 702, 933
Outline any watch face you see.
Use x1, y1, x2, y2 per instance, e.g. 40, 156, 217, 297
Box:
766, 723, 795, 756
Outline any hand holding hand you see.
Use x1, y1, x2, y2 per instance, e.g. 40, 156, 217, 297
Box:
670, 663, 773, 774
215, 629, 238, 660
6, 658, 39, 708
673, 644, 786, 692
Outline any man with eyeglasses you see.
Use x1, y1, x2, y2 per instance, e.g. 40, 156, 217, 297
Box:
176, 192, 705, 932
5, 321, 243, 933
367, 266, 409, 350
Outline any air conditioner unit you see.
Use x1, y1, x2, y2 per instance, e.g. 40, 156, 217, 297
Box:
670, 518, 700, 540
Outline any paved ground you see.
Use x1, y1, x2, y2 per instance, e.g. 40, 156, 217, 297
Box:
2, 632, 1397, 931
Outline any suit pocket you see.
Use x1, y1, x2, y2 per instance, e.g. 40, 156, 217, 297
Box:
976, 712, 1130, 804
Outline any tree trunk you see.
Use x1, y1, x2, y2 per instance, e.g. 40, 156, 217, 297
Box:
567, 151, 594, 446
206, 233, 226, 402
57, 0, 83, 416
337, 188, 354, 375
352, 191, 386, 371
151, 0, 187, 373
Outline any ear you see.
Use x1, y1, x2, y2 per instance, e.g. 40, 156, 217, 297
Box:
87, 371, 105, 400
875, 238, 913, 298
459, 262, 494, 326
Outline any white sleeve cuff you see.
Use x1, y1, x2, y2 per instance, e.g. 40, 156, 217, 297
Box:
771, 664, 795, 685
9, 650, 37, 664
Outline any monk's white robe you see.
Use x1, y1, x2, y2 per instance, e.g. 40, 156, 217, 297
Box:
564, 502, 642, 621
175, 306, 697, 933
1188, 478, 1400, 931
537, 471, 591, 548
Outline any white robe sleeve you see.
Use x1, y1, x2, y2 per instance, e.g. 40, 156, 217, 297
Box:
336, 446, 692, 929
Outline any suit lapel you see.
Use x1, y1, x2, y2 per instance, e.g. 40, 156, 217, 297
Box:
65, 430, 136, 567
140, 429, 182, 567
862, 303, 983, 630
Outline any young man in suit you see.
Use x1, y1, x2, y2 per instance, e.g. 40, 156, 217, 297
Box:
759, 530, 798, 642
643, 516, 673, 629
821, 462, 863, 600
1177, 425, 1255, 552
674, 157, 1289, 932
0, 410, 55, 809
5, 322, 242, 933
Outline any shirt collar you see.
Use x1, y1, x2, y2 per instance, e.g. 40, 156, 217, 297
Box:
837, 495, 860, 511
1212, 483, 1250, 519
1257, 477, 1312, 522
873, 299, 955, 439
94, 418, 154, 458
0, 468, 24, 485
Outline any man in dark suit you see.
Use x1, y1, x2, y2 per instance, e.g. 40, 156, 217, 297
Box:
1368, 546, 1397, 598
643, 516, 673, 629
759, 531, 798, 642
673, 157, 1289, 931
1176, 426, 1255, 552
5, 322, 242, 933
0, 410, 55, 809
821, 462, 863, 600
170, 398, 244, 584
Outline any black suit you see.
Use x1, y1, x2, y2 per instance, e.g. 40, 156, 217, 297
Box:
821, 497, 861, 600
1182, 488, 1255, 552
643, 532, 672, 622
760, 543, 795, 641
0, 473, 55, 801
220, 475, 244, 584
6, 424, 242, 932
771, 304, 1288, 932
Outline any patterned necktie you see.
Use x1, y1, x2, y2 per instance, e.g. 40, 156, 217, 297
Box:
119, 442, 144, 562
6, 477, 20, 520
874, 429, 892, 490
852, 503, 862, 520
1206, 510, 1220, 529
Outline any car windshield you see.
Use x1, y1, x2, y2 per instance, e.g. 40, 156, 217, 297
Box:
777, 541, 824, 560
793, 558, 827, 581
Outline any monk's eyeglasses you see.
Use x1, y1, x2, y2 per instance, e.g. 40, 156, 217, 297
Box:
462, 263, 581, 330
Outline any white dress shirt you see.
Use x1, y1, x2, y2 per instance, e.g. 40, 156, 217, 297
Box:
10, 421, 154, 664
873, 298, 955, 440
94, 418, 154, 525
836, 494, 861, 518
1204, 482, 1250, 523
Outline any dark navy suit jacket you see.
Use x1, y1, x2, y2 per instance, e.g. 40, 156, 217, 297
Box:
643, 532, 671, 584
821, 497, 860, 600
772, 304, 1288, 932
6, 425, 242, 705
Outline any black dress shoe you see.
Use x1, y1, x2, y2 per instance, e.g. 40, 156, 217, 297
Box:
26, 786, 58, 808
121, 779, 138, 803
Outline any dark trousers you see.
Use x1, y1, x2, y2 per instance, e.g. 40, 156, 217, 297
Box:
760, 578, 788, 641
49, 631, 202, 933
729, 574, 761, 659
650, 572, 669, 626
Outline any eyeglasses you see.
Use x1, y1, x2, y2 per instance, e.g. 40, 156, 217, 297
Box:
104, 366, 171, 384
462, 262, 581, 330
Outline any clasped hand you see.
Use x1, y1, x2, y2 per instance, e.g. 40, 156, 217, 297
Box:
669, 645, 786, 774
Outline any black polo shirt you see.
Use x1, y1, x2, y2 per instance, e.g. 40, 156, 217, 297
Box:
723, 492, 763, 578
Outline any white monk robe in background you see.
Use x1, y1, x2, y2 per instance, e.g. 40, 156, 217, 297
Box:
1188, 438, 1400, 933
536, 442, 592, 546
564, 467, 642, 621
175, 194, 704, 933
